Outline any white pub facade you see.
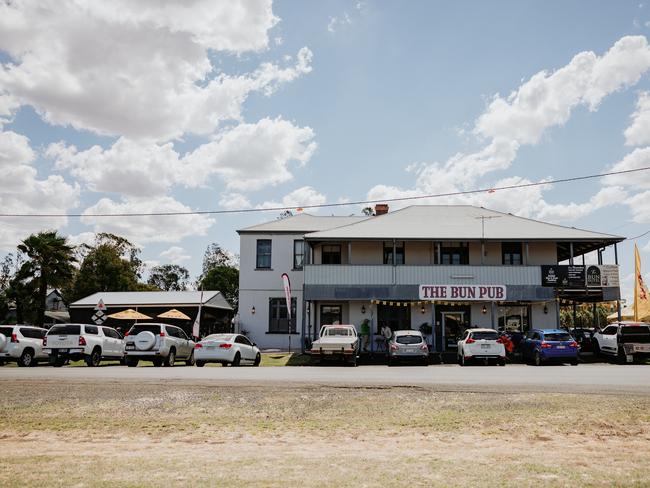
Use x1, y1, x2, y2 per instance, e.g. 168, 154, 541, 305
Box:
237, 205, 623, 352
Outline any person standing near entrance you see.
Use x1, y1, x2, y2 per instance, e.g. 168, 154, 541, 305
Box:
381, 322, 392, 351
359, 318, 370, 352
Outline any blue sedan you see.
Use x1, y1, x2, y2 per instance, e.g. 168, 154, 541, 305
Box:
522, 329, 579, 366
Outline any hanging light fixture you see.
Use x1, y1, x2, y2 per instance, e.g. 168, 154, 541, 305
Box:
361, 305, 366, 314
251, 306, 256, 315
482, 305, 487, 314
543, 304, 548, 314
421, 305, 426, 314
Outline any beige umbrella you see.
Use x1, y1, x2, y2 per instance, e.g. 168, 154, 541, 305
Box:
157, 309, 191, 320
107, 309, 152, 320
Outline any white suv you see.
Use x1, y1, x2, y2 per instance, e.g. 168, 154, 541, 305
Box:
124, 323, 195, 367
0, 325, 48, 367
43, 323, 125, 367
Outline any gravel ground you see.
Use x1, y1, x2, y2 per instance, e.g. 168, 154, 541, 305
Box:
1, 379, 650, 487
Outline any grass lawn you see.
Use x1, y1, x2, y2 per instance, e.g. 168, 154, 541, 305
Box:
0, 380, 649, 487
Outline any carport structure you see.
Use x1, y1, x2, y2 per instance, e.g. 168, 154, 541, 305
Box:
70, 291, 233, 337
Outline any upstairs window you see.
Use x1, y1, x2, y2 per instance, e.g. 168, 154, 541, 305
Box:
322, 244, 341, 264
293, 240, 304, 270
256, 239, 272, 269
502, 242, 523, 265
440, 242, 469, 265
383, 241, 405, 265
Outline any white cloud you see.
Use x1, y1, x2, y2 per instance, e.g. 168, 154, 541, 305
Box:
48, 137, 182, 196
183, 117, 317, 191
327, 13, 352, 33
259, 186, 326, 209
625, 190, 650, 223
80, 196, 214, 244
365, 36, 650, 223
0, 130, 79, 250
625, 91, 650, 146
604, 146, 650, 189
160, 246, 191, 264
218, 193, 252, 211
0, 1, 312, 141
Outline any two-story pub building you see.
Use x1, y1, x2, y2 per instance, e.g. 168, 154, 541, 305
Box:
237, 205, 623, 352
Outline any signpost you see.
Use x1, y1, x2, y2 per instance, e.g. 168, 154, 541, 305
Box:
91, 299, 107, 325
542, 265, 619, 288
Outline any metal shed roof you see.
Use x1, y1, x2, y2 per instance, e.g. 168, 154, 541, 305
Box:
70, 291, 233, 310
237, 213, 367, 234
304, 206, 623, 244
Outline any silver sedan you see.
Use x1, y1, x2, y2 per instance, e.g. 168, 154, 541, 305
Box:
387, 330, 429, 366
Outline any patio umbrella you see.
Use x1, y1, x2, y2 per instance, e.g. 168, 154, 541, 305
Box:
157, 309, 191, 320
606, 306, 639, 323
107, 309, 152, 320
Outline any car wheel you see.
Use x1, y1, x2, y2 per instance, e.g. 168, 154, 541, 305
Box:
186, 350, 195, 367
498, 358, 506, 366
0, 360, 5, 366
50, 352, 64, 367
18, 349, 34, 367
126, 357, 139, 367
86, 348, 101, 367
571, 359, 579, 366
196, 360, 205, 367
152, 358, 163, 367
232, 352, 241, 367
164, 349, 176, 367
534, 351, 543, 366
253, 353, 261, 367
617, 347, 629, 365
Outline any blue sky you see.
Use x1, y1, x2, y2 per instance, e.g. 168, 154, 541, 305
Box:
2, 1, 650, 301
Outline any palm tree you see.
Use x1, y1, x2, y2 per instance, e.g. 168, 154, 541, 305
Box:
17, 231, 76, 327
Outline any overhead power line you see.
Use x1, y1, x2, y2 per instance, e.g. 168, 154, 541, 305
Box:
1, 165, 648, 219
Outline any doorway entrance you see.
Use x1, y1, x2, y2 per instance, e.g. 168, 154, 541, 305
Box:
377, 304, 411, 334
442, 312, 465, 351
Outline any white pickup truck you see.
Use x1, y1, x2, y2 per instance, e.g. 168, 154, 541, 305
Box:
43, 323, 125, 367
310, 324, 359, 366
592, 322, 650, 363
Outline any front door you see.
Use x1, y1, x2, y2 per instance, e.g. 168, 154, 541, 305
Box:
377, 304, 411, 335
442, 312, 465, 351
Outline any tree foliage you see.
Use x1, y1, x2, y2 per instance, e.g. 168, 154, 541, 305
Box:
16, 231, 76, 326
202, 243, 237, 275
70, 234, 144, 301
147, 264, 190, 291
199, 265, 239, 311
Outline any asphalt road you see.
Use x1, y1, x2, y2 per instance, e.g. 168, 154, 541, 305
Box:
2, 363, 650, 394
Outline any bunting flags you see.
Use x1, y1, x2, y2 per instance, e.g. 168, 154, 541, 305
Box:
368, 299, 496, 307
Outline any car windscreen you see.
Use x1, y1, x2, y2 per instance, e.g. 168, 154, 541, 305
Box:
544, 333, 572, 341
471, 331, 499, 341
395, 335, 423, 344
128, 325, 161, 335
48, 325, 80, 335
204, 334, 233, 341
621, 326, 650, 334
0, 326, 13, 337
324, 328, 352, 336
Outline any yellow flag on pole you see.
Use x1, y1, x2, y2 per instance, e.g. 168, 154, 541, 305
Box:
634, 244, 650, 321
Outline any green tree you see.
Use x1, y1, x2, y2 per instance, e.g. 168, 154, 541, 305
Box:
16, 231, 76, 327
70, 233, 149, 301
199, 266, 239, 311
202, 243, 237, 275
147, 264, 190, 291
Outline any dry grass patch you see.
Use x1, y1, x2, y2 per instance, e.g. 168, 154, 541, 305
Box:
0, 381, 649, 487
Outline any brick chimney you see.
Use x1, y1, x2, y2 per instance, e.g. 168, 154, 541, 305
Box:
374, 203, 389, 215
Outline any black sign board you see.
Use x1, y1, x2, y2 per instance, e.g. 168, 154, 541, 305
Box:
541, 265, 585, 288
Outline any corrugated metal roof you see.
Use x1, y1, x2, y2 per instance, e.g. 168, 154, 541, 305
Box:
70, 291, 233, 310
304, 206, 624, 241
237, 213, 367, 233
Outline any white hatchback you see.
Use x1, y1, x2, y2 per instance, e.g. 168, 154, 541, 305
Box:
457, 328, 506, 366
194, 333, 261, 367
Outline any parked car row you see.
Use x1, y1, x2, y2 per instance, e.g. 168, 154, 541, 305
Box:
0, 322, 261, 368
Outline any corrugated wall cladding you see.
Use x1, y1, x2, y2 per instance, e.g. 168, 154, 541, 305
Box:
304, 265, 541, 286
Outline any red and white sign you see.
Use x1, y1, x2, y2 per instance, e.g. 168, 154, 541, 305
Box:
95, 299, 106, 311
281, 273, 292, 319
419, 285, 506, 301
